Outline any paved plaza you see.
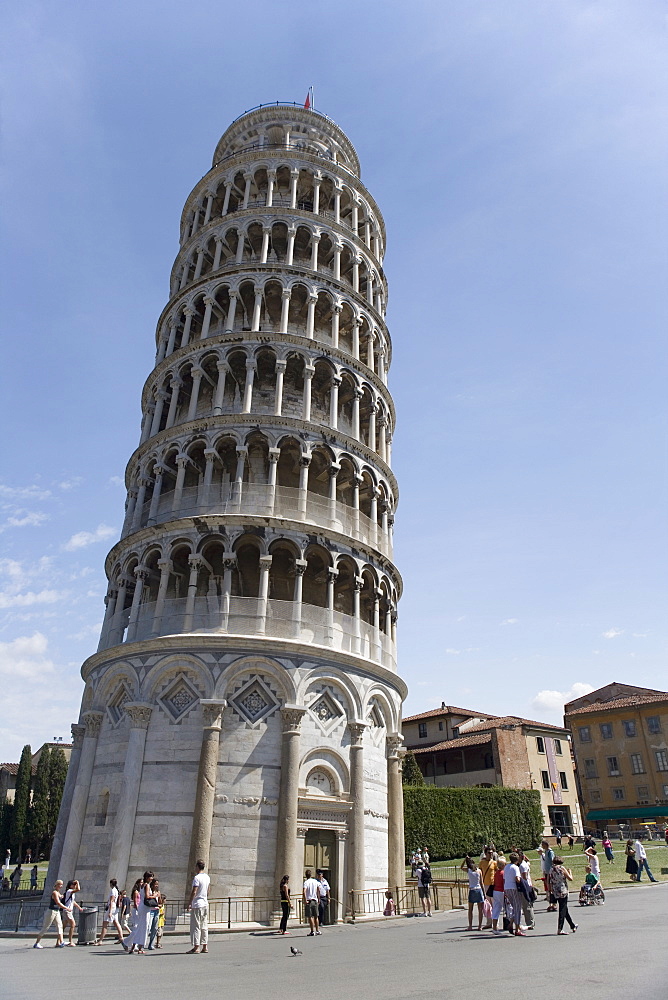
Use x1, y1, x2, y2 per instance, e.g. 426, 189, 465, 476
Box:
2, 884, 666, 1000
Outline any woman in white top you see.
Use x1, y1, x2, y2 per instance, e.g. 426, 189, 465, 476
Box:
461, 856, 484, 931
96, 878, 125, 946
128, 871, 158, 955
62, 880, 84, 946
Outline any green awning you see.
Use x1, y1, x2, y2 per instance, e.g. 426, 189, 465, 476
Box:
586, 806, 668, 821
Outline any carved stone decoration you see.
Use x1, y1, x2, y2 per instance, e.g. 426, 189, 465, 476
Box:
305, 769, 333, 796
348, 721, 367, 746
157, 675, 200, 722
336, 829, 349, 841
70, 723, 86, 750
310, 690, 344, 733
82, 711, 104, 738
385, 734, 404, 758
124, 703, 153, 729
201, 699, 226, 730
230, 675, 279, 727
107, 683, 131, 726
281, 706, 306, 732
296, 826, 309, 838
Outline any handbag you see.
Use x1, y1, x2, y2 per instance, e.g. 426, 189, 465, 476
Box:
486, 883, 494, 898
144, 896, 159, 908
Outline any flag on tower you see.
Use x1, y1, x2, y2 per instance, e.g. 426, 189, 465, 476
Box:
304, 87, 313, 109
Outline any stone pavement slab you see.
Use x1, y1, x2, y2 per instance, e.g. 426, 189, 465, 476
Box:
1, 885, 667, 1000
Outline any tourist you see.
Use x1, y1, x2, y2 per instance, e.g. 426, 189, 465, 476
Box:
517, 850, 535, 931
147, 878, 161, 949
155, 894, 166, 948
602, 833, 614, 863
187, 859, 210, 953
126, 878, 143, 950
567, 835, 574, 851
461, 856, 484, 931
96, 878, 125, 946
62, 880, 83, 947
584, 845, 601, 881
479, 847, 497, 928
33, 879, 66, 948
119, 888, 131, 933
548, 856, 577, 934
538, 840, 556, 910
554, 828, 562, 848
503, 852, 526, 937
383, 890, 396, 915
416, 860, 432, 916
4, 848, 10, 871
633, 838, 658, 883
303, 868, 321, 936
664, 826, 668, 848
10, 864, 22, 895
316, 869, 330, 926
625, 840, 639, 881
491, 857, 506, 933
278, 874, 291, 935
583, 832, 596, 850
128, 870, 155, 955
422, 846, 430, 865
30, 865, 38, 892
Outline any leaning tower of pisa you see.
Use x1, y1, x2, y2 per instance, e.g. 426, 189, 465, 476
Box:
49, 104, 407, 913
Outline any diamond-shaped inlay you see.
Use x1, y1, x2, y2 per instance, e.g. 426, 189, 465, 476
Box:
230, 676, 279, 726
310, 692, 343, 728
158, 675, 200, 722
108, 685, 130, 726
368, 702, 384, 728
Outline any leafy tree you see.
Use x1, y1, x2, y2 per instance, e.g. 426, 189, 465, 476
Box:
9, 745, 32, 856
402, 750, 425, 786
28, 746, 50, 856
0, 801, 13, 860
46, 747, 68, 854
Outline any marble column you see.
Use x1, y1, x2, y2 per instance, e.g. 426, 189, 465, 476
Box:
347, 722, 367, 895
106, 704, 153, 891
185, 700, 226, 899
58, 712, 104, 881
42, 723, 85, 898
386, 734, 405, 889
274, 707, 306, 892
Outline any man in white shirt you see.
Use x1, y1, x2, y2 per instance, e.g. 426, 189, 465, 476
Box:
303, 869, 322, 935
634, 839, 658, 883
503, 852, 526, 936
517, 850, 534, 930
316, 870, 330, 926
187, 859, 211, 953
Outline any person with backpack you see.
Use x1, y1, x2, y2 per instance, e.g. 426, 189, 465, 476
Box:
416, 860, 432, 916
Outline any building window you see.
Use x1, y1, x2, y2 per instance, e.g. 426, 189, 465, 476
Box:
600, 723, 613, 739
438, 721, 443, 731
630, 753, 645, 774
559, 771, 568, 790
623, 720, 636, 738
590, 789, 602, 802
554, 739, 562, 755
536, 737, 545, 754
647, 716, 662, 734
579, 726, 591, 743
637, 785, 649, 799
418, 723, 427, 739
662, 784, 668, 798
541, 770, 550, 790
612, 787, 625, 800
584, 759, 598, 779
655, 750, 668, 772
607, 756, 621, 776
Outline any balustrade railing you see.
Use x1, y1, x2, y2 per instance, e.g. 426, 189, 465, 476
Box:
125, 484, 393, 558
107, 594, 396, 671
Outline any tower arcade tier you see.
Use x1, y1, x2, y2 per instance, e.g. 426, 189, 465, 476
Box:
50, 105, 407, 912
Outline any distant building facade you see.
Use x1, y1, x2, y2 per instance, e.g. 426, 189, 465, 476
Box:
564, 682, 668, 834
403, 704, 582, 837
0, 743, 72, 804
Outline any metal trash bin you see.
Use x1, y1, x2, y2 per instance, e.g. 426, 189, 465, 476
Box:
77, 906, 98, 946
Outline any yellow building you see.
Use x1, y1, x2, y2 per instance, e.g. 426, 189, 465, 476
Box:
564, 683, 668, 836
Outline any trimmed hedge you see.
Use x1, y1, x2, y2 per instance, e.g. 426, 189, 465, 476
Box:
404, 785, 544, 860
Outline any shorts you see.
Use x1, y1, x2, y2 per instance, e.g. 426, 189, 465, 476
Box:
468, 888, 484, 904
418, 886, 430, 899
305, 899, 318, 918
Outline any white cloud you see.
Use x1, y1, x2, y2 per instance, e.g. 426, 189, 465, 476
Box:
0, 632, 54, 679
500, 618, 519, 626
108, 476, 124, 488
0, 589, 66, 609
58, 477, 82, 491
445, 648, 461, 655
68, 621, 102, 640
63, 523, 116, 551
602, 627, 624, 639
0, 484, 52, 501
531, 682, 595, 715
3, 511, 49, 529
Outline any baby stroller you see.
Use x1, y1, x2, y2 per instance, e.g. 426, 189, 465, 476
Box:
579, 881, 605, 905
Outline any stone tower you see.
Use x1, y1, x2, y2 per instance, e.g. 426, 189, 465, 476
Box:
49, 104, 406, 913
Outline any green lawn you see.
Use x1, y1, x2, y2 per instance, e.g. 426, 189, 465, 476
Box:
408, 842, 668, 887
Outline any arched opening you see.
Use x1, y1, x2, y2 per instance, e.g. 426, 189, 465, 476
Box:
334, 556, 356, 617
233, 539, 261, 598
268, 540, 297, 602
303, 544, 330, 608
252, 348, 276, 414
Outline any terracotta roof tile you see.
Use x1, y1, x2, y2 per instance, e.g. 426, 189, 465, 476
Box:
460, 715, 568, 734
412, 732, 493, 754
564, 693, 668, 717
402, 705, 499, 723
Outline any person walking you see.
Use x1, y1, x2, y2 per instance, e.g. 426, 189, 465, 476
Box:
316, 869, 330, 927
96, 878, 125, 946
30, 865, 38, 892
187, 860, 210, 953
503, 852, 526, 937
10, 864, 22, 895
602, 833, 614, 863
125, 878, 143, 951
567, 835, 574, 851
62, 880, 83, 947
634, 838, 658, 882
278, 875, 292, 935
479, 847, 497, 928
461, 857, 484, 931
416, 860, 432, 916
548, 856, 577, 934
517, 850, 535, 931
491, 857, 506, 933
538, 840, 557, 910
128, 870, 155, 955
33, 879, 66, 948
119, 888, 131, 933
554, 828, 562, 848
625, 840, 639, 881
303, 868, 321, 936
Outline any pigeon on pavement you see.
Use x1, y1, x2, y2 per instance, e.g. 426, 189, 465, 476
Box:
290, 946, 302, 956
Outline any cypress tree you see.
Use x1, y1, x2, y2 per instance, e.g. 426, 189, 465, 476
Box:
28, 746, 50, 857
0, 801, 13, 860
46, 747, 68, 853
9, 745, 32, 856
402, 750, 425, 786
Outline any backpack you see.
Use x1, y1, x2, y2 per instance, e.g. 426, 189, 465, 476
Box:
420, 867, 432, 886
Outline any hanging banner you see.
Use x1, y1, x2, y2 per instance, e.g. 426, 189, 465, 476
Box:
545, 737, 563, 805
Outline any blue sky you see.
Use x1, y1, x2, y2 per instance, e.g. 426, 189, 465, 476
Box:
1, 1, 666, 759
